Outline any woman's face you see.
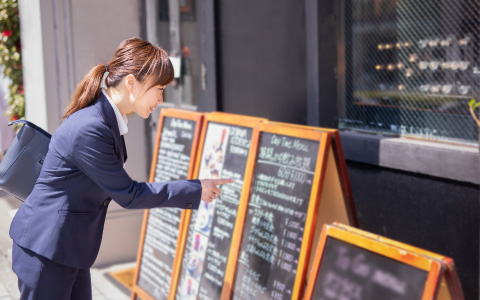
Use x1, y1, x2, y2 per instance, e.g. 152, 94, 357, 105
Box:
132, 84, 166, 118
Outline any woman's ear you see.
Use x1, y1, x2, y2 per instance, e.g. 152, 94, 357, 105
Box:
124, 74, 136, 93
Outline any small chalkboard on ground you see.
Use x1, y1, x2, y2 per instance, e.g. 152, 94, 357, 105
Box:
303, 223, 465, 300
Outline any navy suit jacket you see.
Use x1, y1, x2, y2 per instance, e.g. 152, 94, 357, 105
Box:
10, 94, 201, 269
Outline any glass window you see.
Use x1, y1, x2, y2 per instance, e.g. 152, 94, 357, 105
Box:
338, 0, 480, 145
149, 0, 199, 108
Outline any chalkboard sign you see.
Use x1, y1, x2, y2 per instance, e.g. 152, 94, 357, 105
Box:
304, 223, 465, 300
313, 237, 428, 299
222, 123, 327, 300
132, 109, 203, 300
174, 113, 263, 300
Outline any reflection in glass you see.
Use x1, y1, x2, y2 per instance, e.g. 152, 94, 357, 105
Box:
429, 85, 441, 93
418, 39, 427, 48
405, 68, 413, 77
418, 61, 428, 70
419, 85, 430, 92
440, 38, 452, 47
428, 38, 439, 47
459, 61, 470, 71
340, 0, 479, 144
458, 37, 470, 46
458, 85, 470, 95
428, 61, 439, 71
449, 61, 459, 70
441, 85, 453, 94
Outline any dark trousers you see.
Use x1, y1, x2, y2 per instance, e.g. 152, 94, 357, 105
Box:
12, 242, 92, 300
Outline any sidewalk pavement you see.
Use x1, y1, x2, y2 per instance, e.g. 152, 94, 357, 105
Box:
0, 191, 133, 300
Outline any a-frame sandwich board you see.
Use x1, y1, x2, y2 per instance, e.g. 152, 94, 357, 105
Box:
131, 109, 203, 300
304, 223, 465, 300
221, 122, 356, 300
172, 112, 265, 300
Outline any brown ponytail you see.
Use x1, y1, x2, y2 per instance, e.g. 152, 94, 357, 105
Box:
63, 37, 174, 119
63, 64, 106, 119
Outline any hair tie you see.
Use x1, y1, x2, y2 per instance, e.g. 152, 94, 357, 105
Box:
100, 63, 109, 89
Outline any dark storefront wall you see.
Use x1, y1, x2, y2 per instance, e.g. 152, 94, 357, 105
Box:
215, 0, 307, 124
348, 160, 479, 299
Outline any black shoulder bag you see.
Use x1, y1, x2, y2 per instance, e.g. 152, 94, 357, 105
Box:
0, 120, 51, 201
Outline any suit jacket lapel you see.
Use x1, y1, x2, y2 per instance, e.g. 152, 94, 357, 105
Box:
95, 94, 126, 163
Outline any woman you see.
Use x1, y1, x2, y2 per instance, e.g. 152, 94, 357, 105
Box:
9, 37, 232, 299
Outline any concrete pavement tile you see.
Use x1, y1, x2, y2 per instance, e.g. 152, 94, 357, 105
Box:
1, 278, 18, 298
0, 282, 8, 297
0, 264, 13, 278
96, 290, 129, 300
0, 273, 17, 283
0, 270, 11, 278
0, 261, 9, 271
0, 257, 8, 265
92, 290, 105, 300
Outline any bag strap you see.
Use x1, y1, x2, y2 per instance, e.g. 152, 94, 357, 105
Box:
8, 120, 52, 139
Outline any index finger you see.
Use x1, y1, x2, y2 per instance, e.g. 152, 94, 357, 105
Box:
213, 178, 235, 185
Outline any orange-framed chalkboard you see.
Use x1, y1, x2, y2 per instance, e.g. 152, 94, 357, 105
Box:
221, 122, 357, 300
172, 112, 265, 300
304, 223, 465, 300
131, 109, 204, 300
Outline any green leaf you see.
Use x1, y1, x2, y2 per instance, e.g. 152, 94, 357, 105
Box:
469, 99, 476, 107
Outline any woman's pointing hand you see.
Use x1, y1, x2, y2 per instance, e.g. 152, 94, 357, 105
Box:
200, 178, 235, 202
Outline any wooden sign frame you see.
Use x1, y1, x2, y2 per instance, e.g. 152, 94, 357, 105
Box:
131, 108, 204, 300
171, 112, 265, 300
322, 130, 357, 227
304, 223, 465, 300
267, 122, 358, 227
221, 123, 331, 300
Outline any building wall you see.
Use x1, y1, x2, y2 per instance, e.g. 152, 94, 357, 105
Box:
18, 0, 147, 267
217, 0, 307, 124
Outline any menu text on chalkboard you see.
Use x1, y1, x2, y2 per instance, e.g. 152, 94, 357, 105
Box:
232, 132, 320, 300
137, 116, 197, 299
312, 237, 428, 300
304, 224, 465, 300
176, 121, 255, 300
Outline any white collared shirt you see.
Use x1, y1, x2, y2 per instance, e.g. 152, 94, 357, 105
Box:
102, 90, 128, 135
